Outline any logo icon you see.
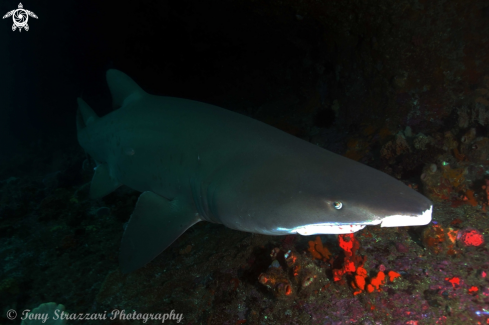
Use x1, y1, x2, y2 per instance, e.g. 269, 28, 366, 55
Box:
3, 3, 38, 32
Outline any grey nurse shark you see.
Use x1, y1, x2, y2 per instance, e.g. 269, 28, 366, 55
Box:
77, 69, 432, 273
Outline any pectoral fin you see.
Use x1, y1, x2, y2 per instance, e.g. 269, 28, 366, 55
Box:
89, 163, 121, 199
119, 191, 200, 273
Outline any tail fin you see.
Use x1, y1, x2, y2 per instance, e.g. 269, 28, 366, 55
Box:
76, 98, 99, 132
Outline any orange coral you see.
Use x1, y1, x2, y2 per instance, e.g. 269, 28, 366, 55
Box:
368, 271, 386, 292
354, 275, 366, 290
387, 271, 401, 282
333, 268, 345, 282
446, 228, 459, 243
331, 234, 403, 296
366, 284, 374, 293
356, 266, 368, 278
351, 266, 368, 295
353, 287, 363, 296
422, 224, 446, 253
308, 236, 331, 261
333, 234, 360, 282
292, 265, 300, 277
468, 286, 479, 294
332, 234, 404, 296
445, 276, 460, 288
422, 225, 460, 255
459, 228, 485, 246
344, 260, 356, 273
462, 189, 478, 206
333, 234, 364, 284
339, 233, 354, 253
442, 166, 466, 189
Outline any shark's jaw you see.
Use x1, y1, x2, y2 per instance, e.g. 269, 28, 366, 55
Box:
379, 205, 433, 227
286, 205, 433, 235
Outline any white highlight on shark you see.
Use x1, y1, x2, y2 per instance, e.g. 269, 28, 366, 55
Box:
380, 205, 433, 227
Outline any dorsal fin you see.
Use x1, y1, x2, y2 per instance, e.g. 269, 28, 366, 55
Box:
76, 98, 99, 131
106, 69, 146, 108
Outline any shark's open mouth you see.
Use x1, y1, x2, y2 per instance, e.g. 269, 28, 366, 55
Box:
293, 205, 433, 235
295, 224, 368, 235
380, 205, 433, 228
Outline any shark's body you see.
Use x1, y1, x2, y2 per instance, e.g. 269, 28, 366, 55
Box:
77, 70, 432, 273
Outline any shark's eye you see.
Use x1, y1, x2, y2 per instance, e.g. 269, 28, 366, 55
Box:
333, 201, 343, 210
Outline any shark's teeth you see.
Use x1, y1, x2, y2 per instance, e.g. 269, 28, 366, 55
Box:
295, 224, 367, 235
380, 205, 433, 228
